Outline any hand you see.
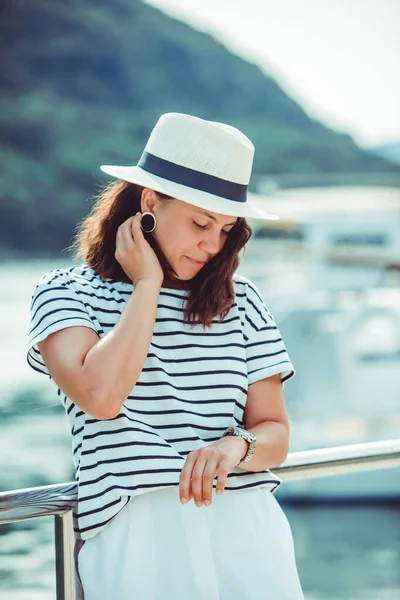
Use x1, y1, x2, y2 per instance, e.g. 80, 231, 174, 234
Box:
115, 213, 164, 287
179, 435, 248, 507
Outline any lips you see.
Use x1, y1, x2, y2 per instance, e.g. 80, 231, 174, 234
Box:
187, 257, 207, 266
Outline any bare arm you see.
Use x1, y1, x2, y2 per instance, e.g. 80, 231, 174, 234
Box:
238, 373, 290, 471
39, 279, 160, 420
38, 212, 164, 420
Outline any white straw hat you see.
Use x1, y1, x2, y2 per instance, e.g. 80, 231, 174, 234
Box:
100, 112, 279, 221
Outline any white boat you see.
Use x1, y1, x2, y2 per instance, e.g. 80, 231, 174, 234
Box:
239, 185, 400, 499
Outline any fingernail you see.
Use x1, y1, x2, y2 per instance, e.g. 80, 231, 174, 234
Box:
204, 500, 210, 506
180, 497, 187, 504
216, 489, 222, 495
195, 501, 203, 507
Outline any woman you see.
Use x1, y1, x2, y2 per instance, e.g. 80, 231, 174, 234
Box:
27, 112, 304, 599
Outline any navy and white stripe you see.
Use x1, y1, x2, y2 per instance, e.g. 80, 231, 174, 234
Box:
27, 265, 295, 540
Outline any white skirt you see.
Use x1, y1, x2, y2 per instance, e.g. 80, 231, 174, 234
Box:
77, 485, 304, 600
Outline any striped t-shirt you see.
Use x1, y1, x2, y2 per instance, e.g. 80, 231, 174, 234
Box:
27, 265, 295, 540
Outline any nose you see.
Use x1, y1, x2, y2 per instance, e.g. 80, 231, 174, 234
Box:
199, 229, 224, 256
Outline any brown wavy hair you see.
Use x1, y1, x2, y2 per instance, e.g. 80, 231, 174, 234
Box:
69, 180, 252, 328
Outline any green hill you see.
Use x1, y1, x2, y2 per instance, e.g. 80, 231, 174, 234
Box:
370, 142, 400, 166
1, 0, 398, 254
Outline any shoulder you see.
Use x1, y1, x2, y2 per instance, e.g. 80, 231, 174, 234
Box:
232, 273, 275, 332
35, 264, 98, 290
232, 273, 265, 307
30, 265, 102, 312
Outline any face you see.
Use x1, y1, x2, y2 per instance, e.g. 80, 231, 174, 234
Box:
141, 189, 238, 283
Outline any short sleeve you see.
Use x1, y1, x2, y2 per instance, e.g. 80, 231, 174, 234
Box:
243, 281, 295, 386
27, 269, 98, 376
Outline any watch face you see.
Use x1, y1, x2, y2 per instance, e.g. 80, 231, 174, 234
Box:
224, 427, 256, 444
235, 427, 247, 435
236, 427, 254, 439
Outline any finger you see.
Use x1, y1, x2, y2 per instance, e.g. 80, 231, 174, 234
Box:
188, 483, 193, 503
118, 214, 138, 241
202, 459, 219, 506
115, 226, 130, 259
179, 454, 196, 503
118, 218, 136, 249
120, 214, 136, 233
191, 456, 207, 506
117, 232, 135, 262
215, 458, 229, 496
186, 480, 194, 504
177, 480, 193, 504
131, 213, 144, 243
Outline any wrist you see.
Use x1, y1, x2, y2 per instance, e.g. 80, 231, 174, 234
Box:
224, 434, 249, 462
134, 278, 162, 292
222, 426, 257, 464
237, 437, 250, 461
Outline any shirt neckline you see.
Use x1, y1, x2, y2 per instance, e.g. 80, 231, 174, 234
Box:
81, 264, 190, 295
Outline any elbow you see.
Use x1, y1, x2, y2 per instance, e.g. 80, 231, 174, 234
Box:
78, 367, 121, 420
93, 394, 121, 420
278, 440, 290, 467
274, 424, 290, 467
278, 448, 289, 467
82, 388, 121, 420
95, 404, 121, 421
270, 449, 289, 470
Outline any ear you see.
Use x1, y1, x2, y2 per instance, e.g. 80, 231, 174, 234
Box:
141, 188, 160, 213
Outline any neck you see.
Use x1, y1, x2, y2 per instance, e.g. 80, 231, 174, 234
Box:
162, 277, 190, 290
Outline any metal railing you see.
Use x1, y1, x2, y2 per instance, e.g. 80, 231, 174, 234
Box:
1, 438, 400, 600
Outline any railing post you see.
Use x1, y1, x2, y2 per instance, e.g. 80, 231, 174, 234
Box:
54, 510, 77, 600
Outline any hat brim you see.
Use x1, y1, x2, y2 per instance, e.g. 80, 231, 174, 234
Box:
100, 165, 279, 221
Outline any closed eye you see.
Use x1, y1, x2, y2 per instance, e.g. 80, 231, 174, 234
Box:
193, 222, 230, 236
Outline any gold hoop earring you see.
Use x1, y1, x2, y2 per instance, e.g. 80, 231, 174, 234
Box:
141, 212, 156, 233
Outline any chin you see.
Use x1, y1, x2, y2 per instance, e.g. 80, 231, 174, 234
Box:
167, 267, 193, 282
172, 263, 196, 280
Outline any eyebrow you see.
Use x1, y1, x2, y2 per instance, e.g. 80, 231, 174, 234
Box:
194, 210, 237, 227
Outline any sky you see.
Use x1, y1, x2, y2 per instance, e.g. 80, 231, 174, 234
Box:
144, 0, 400, 149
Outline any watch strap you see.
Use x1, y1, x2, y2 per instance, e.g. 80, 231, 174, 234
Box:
223, 426, 257, 464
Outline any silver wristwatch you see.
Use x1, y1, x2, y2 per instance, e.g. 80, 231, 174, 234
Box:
223, 426, 257, 464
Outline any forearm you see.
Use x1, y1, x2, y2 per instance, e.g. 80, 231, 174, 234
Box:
236, 420, 290, 472
82, 279, 161, 416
